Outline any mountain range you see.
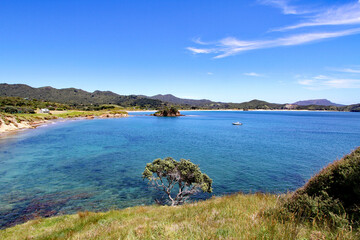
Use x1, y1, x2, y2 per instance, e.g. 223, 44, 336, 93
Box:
1, 83, 358, 111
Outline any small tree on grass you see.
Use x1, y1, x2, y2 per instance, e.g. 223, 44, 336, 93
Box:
142, 157, 213, 206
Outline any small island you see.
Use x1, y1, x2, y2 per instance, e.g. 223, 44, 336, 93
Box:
152, 106, 183, 117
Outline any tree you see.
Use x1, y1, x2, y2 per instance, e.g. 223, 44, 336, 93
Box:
152, 106, 182, 117
142, 157, 213, 206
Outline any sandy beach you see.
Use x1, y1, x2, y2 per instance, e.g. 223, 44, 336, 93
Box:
0, 112, 128, 137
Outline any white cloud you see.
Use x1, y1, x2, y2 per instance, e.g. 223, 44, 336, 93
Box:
207, 72, 214, 75
193, 38, 209, 45
313, 75, 328, 80
258, 0, 310, 15
187, 47, 215, 54
298, 75, 360, 89
331, 67, 360, 74
187, 28, 360, 58
188, 1, 360, 59
244, 72, 263, 77
274, 1, 360, 31
298, 79, 315, 86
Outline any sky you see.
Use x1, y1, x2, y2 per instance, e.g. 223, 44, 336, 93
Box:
1, 0, 360, 104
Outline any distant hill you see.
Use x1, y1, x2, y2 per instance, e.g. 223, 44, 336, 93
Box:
2, 83, 357, 111
150, 94, 215, 106
148, 94, 285, 109
234, 99, 284, 110
0, 83, 163, 108
293, 99, 343, 106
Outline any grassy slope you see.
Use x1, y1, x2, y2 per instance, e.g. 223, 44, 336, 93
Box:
1, 110, 128, 124
0, 193, 358, 240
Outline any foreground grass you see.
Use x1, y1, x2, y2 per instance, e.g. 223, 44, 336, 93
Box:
1, 193, 358, 240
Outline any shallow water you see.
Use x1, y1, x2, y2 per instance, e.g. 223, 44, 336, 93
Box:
1, 111, 360, 228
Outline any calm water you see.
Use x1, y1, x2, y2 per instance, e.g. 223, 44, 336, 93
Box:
1, 111, 360, 228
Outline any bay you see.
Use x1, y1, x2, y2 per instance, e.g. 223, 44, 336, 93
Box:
1, 110, 360, 228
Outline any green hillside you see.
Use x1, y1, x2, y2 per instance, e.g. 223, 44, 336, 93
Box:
0, 84, 164, 109
276, 147, 360, 227
2, 83, 360, 111
0, 84, 285, 110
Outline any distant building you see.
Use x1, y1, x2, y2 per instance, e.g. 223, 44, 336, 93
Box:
40, 108, 50, 113
284, 104, 297, 110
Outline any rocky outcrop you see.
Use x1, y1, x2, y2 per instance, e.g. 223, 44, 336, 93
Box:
0, 116, 46, 133
152, 107, 183, 117
153, 111, 182, 117
99, 113, 128, 118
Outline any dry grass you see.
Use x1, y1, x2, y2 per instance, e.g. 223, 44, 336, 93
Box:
1, 193, 358, 240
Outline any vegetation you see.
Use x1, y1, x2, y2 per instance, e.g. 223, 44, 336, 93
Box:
271, 147, 360, 228
0, 96, 70, 113
150, 94, 214, 106
3, 83, 360, 111
152, 106, 182, 116
0, 84, 164, 110
1, 148, 360, 239
0, 112, 57, 126
1, 193, 358, 239
0, 110, 128, 131
142, 158, 212, 206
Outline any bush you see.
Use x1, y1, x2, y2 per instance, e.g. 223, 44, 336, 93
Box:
273, 147, 360, 227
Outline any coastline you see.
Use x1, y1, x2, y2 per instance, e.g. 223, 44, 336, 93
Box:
171, 109, 339, 112
0, 112, 128, 137
128, 109, 315, 112
0, 108, 347, 137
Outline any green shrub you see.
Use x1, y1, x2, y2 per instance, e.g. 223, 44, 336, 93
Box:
273, 147, 360, 227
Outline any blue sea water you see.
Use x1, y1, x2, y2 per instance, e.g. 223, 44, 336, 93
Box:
1, 110, 360, 228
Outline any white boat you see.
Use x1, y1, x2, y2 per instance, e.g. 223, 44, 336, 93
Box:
232, 122, 243, 125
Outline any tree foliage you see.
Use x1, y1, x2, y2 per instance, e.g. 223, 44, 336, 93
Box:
0, 96, 70, 113
142, 157, 212, 206
153, 106, 182, 116
273, 147, 360, 227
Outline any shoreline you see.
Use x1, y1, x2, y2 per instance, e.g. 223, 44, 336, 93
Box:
0, 108, 351, 137
128, 109, 342, 112
0, 112, 128, 137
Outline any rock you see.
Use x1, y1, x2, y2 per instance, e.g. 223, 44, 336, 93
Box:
152, 108, 183, 117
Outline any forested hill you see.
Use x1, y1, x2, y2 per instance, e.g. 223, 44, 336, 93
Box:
149, 95, 284, 110
0, 84, 286, 110
150, 94, 215, 106
0, 84, 163, 109
1, 83, 359, 111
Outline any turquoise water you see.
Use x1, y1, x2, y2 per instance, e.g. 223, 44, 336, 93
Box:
1, 111, 360, 228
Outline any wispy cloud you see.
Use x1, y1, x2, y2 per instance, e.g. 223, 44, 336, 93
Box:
258, 0, 310, 15
298, 75, 360, 89
187, 47, 215, 54
187, 28, 360, 58
244, 72, 263, 77
274, 1, 360, 31
188, 1, 360, 58
207, 72, 214, 75
331, 67, 360, 74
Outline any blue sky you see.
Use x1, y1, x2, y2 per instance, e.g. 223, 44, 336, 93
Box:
1, 0, 360, 104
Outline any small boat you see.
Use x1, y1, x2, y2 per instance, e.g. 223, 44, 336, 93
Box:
232, 122, 243, 125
